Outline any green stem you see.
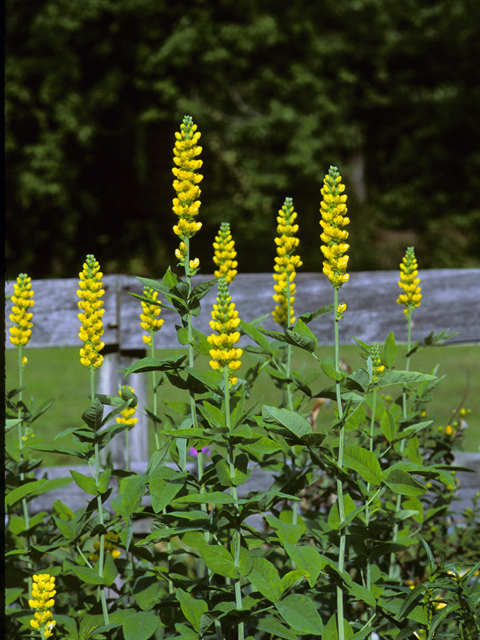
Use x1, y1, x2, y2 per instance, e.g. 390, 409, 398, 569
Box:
389, 310, 412, 580
150, 338, 160, 451
334, 288, 346, 640
365, 390, 377, 598
91, 368, 109, 625
225, 367, 244, 640
285, 271, 298, 528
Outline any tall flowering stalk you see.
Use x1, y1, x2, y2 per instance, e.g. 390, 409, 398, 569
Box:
140, 286, 164, 450
77, 255, 109, 624
208, 277, 244, 640
29, 574, 56, 639
116, 385, 138, 471
272, 197, 302, 413
320, 166, 349, 640
172, 115, 203, 473
390, 247, 422, 578
213, 222, 238, 284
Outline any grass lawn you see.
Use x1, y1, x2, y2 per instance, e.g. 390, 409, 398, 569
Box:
5, 343, 480, 466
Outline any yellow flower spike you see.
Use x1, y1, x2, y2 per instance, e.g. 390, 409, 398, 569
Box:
140, 286, 164, 347
272, 197, 302, 326
9, 273, 35, 347
77, 255, 105, 369
213, 222, 238, 284
29, 574, 57, 637
370, 342, 385, 382
207, 278, 242, 385
319, 167, 350, 289
90, 531, 121, 563
397, 247, 422, 312
172, 115, 203, 265
116, 386, 138, 429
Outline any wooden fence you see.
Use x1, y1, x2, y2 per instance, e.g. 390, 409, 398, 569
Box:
5, 269, 480, 521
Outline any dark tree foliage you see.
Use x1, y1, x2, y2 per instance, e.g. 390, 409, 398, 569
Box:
6, 0, 480, 279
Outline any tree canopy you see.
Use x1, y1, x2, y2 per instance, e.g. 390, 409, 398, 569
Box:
6, 0, 480, 279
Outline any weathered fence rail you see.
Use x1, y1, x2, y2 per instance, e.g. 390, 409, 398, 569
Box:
6, 269, 480, 523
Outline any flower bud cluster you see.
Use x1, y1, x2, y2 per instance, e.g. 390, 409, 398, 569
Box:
207, 278, 242, 385
213, 222, 238, 284
29, 574, 56, 638
77, 255, 105, 368
9, 273, 35, 347
320, 166, 350, 289
370, 342, 385, 381
172, 115, 203, 265
140, 287, 164, 347
272, 198, 302, 326
90, 531, 121, 563
116, 385, 138, 429
397, 247, 422, 314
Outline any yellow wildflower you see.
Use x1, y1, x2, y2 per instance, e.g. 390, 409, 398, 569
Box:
172, 115, 203, 268
370, 343, 385, 381
77, 255, 105, 368
90, 531, 122, 563
9, 273, 35, 347
140, 286, 164, 347
320, 167, 350, 289
213, 222, 238, 284
207, 278, 242, 385
397, 247, 422, 315
29, 574, 56, 638
116, 386, 138, 429
272, 198, 302, 326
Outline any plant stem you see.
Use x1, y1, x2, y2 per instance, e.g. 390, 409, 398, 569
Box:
91, 368, 109, 625
225, 367, 244, 640
150, 338, 160, 451
389, 310, 412, 580
365, 390, 377, 598
334, 288, 346, 640
285, 270, 299, 528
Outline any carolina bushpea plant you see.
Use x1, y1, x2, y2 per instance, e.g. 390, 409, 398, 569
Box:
5, 116, 480, 640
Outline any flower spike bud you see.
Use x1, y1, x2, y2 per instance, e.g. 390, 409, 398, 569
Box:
9, 273, 35, 347
140, 286, 164, 346
77, 255, 105, 368
370, 343, 385, 381
29, 574, 57, 638
207, 278, 242, 385
272, 197, 302, 326
172, 115, 203, 266
116, 385, 138, 429
213, 222, 238, 284
90, 531, 122, 563
320, 167, 350, 289
397, 247, 422, 315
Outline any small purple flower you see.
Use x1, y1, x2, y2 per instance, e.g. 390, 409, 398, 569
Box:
189, 446, 210, 457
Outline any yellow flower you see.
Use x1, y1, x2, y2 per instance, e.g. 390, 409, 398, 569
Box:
29, 574, 56, 638
272, 198, 302, 326
116, 386, 138, 429
320, 167, 350, 289
9, 273, 35, 347
140, 286, 164, 347
207, 278, 242, 385
90, 531, 121, 563
213, 222, 238, 284
77, 255, 105, 368
397, 247, 422, 314
172, 115, 203, 267
370, 342, 385, 381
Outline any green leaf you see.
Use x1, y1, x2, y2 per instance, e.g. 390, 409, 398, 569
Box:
256, 615, 299, 640
280, 570, 309, 593
132, 576, 161, 612
285, 319, 317, 352
82, 398, 104, 431
70, 470, 98, 496
122, 355, 187, 376
184, 366, 222, 393
283, 542, 328, 588
176, 588, 208, 633
383, 331, 397, 367
275, 594, 323, 635
103, 553, 119, 587
372, 370, 436, 389
97, 468, 112, 494
322, 614, 354, 640
266, 514, 303, 544
384, 469, 426, 496
6, 477, 73, 507
343, 446, 382, 485
240, 319, 274, 354
345, 582, 376, 608
190, 278, 217, 304
298, 304, 334, 324
380, 409, 397, 442
199, 401, 225, 429
320, 358, 344, 381
262, 406, 312, 440
175, 491, 234, 505
149, 468, 187, 513
344, 368, 370, 392
71, 565, 105, 585
328, 493, 358, 530
248, 557, 282, 602
197, 545, 238, 579
111, 474, 147, 519
122, 611, 159, 640
418, 535, 436, 573
5, 587, 23, 607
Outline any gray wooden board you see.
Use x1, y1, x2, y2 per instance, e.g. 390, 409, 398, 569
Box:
5, 269, 480, 350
